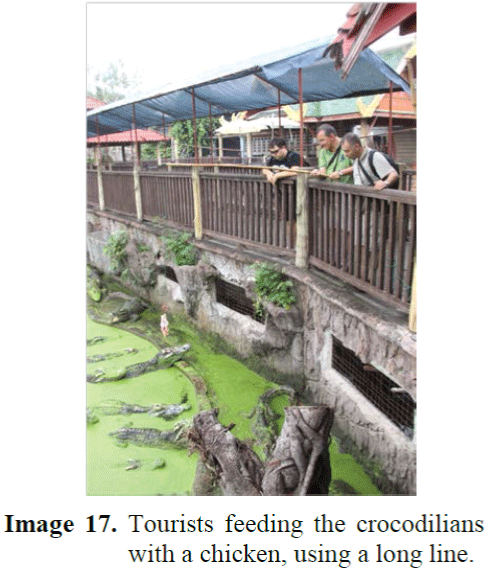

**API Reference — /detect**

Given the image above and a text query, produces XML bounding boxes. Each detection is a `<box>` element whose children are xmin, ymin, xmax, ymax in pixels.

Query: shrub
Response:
<box><xmin>253</xmin><ymin>262</ymin><xmax>296</xmax><ymax>317</ymax></box>
<box><xmin>103</xmin><ymin>230</ymin><xmax>129</xmax><ymax>274</ymax></box>
<box><xmin>162</xmin><ymin>232</ymin><xmax>198</xmax><ymax>266</ymax></box>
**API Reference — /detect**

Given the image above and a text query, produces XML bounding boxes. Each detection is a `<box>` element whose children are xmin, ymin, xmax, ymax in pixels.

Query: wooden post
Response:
<box><xmin>218</xmin><ymin>134</ymin><xmax>223</xmax><ymax>160</ymax></box>
<box><xmin>156</xmin><ymin>142</ymin><xmax>162</xmax><ymax>166</ymax></box>
<box><xmin>133</xmin><ymin>157</ymin><xmax>143</xmax><ymax>222</ymax></box>
<box><xmin>295</xmin><ymin>172</ymin><xmax>309</xmax><ymax>268</ymax></box>
<box><xmin>245</xmin><ymin>133</ymin><xmax>252</xmax><ymax>164</ymax></box>
<box><xmin>132</xmin><ymin>104</ymin><xmax>143</xmax><ymax>222</ymax></box>
<box><xmin>408</xmin><ymin>259</ymin><xmax>416</xmax><ymax>332</ymax></box>
<box><xmin>96</xmin><ymin>155</ymin><xmax>105</xmax><ymax>211</ymax></box>
<box><xmin>95</xmin><ymin>119</ymin><xmax>105</xmax><ymax>211</ymax></box>
<box><xmin>192</xmin><ymin>165</ymin><xmax>203</xmax><ymax>240</ymax></box>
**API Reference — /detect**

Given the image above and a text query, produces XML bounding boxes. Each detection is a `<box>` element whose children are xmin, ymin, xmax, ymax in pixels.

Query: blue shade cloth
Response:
<box><xmin>87</xmin><ymin>36</ymin><xmax>410</xmax><ymax>136</ymax></box>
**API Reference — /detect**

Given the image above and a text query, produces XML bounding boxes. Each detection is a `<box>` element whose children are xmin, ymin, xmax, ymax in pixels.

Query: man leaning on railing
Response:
<box><xmin>310</xmin><ymin>124</ymin><xmax>354</xmax><ymax>183</ymax></box>
<box><xmin>340</xmin><ymin>132</ymin><xmax>399</xmax><ymax>191</ymax></box>
<box><xmin>262</xmin><ymin>137</ymin><xmax>308</xmax><ymax>185</ymax></box>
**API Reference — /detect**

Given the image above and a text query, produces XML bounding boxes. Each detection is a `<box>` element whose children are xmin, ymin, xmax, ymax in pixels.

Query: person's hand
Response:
<box><xmin>328</xmin><ymin>171</ymin><xmax>342</xmax><ymax>180</ymax></box>
<box><xmin>266</xmin><ymin>172</ymin><xmax>277</xmax><ymax>185</ymax></box>
<box><xmin>373</xmin><ymin>180</ymin><xmax>387</xmax><ymax>190</ymax></box>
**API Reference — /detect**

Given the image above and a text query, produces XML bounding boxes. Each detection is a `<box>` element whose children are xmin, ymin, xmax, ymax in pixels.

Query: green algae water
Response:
<box><xmin>87</xmin><ymin>314</ymin><xmax>380</xmax><ymax>496</ymax></box>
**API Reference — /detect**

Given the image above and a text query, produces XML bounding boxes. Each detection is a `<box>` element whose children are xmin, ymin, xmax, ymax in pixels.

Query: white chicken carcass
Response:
<box><xmin>160</xmin><ymin>313</ymin><xmax>169</xmax><ymax>337</ymax></box>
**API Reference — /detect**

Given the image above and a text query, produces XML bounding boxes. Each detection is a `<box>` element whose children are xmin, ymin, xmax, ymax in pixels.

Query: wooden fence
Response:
<box><xmin>87</xmin><ymin>167</ymin><xmax>416</xmax><ymax>314</ymax></box>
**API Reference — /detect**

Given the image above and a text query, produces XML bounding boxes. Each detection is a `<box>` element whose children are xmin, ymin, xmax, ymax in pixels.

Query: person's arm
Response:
<box><xmin>328</xmin><ymin>166</ymin><xmax>354</xmax><ymax>180</ymax></box>
<box><xmin>311</xmin><ymin>166</ymin><xmax>327</xmax><ymax>177</ymax></box>
<box><xmin>373</xmin><ymin>169</ymin><xmax>398</xmax><ymax>190</ymax></box>
<box><xmin>266</xmin><ymin>167</ymin><xmax>300</xmax><ymax>184</ymax></box>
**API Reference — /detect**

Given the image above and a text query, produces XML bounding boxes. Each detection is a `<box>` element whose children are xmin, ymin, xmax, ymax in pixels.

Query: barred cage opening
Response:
<box><xmin>158</xmin><ymin>265</ymin><xmax>178</xmax><ymax>283</ymax></box>
<box><xmin>331</xmin><ymin>336</ymin><xmax>415</xmax><ymax>437</ymax></box>
<box><xmin>215</xmin><ymin>277</ymin><xmax>264</xmax><ymax>323</ymax></box>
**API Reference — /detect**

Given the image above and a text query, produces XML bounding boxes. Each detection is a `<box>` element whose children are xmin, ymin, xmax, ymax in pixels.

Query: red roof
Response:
<box><xmin>87</xmin><ymin>128</ymin><xmax>169</xmax><ymax>145</ymax></box>
<box><xmin>86</xmin><ymin>96</ymin><xmax>106</xmax><ymax>110</ymax></box>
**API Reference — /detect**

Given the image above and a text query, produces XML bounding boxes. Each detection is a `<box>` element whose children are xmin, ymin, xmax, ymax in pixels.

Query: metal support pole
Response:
<box><xmin>209</xmin><ymin>103</ymin><xmax>214</xmax><ymax>163</ymax></box>
<box><xmin>277</xmin><ymin>89</ymin><xmax>282</xmax><ymax>136</ymax></box>
<box><xmin>388</xmin><ymin>81</ymin><xmax>394</xmax><ymax>157</ymax></box>
<box><xmin>162</xmin><ymin>114</ymin><xmax>168</xmax><ymax>166</ymax></box>
<box><xmin>298</xmin><ymin>68</ymin><xmax>304</xmax><ymax>167</ymax></box>
<box><xmin>191</xmin><ymin>88</ymin><xmax>199</xmax><ymax>163</ymax></box>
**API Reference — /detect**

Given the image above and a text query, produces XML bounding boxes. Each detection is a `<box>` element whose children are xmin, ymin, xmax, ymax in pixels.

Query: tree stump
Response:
<box><xmin>262</xmin><ymin>406</ymin><xmax>333</xmax><ymax>496</ymax></box>
<box><xmin>190</xmin><ymin>409</ymin><xmax>263</xmax><ymax>496</ymax></box>
<box><xmin>190</xmin><ymin>405</ymin><xmax>333</xmax><ymax>496</ymax></box>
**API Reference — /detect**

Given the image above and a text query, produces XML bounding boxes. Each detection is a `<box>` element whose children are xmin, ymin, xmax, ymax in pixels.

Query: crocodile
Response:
<box><xmin>87</xmin><ymin>344</ymin><xmax>191</xmax><ymax>382</ymax></box>
<box><xmin>87</xmin><ymin>348</ymin><xmax>138</xmax><ymax>363</ymax></box>
<box><xmin>110</xmin><ymin>297</ymin><xmax>147</xmax><ymax>323</ymax></box>
<box><xmin>96</xmin><ymin>399</ymin><xmax>190</xmax><ymax>420</ymax></box>
<box><xmin>86</xmin><ymin>408</ymin><xmax>99</xmax><ymax>425</ymax></box>
<box><xmin>87</xmin><ymin>266</ymin><xmax>104</xmax><ymax>302</ymax></box>
<box><xmin>87</xmin><ymin>336</ymin><xmax>106</xmax><ymax>347</ymax></box>
<box><xmin>109</xmin><ymin>420</ymin><xmax>190</xmax><ymax>449</ymax></box>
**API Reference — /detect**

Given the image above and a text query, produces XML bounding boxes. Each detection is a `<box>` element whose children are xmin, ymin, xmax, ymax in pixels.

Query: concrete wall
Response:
<box><xmin>87</xmin><ymin>210</ymin><xmax>416</xmax><ymax>494</ymax></box>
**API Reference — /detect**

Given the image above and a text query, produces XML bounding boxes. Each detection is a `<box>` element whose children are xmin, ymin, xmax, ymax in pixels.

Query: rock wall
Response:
<box><xmin>87</xmin><ymin>211</ymin><xmax>416</xmax><ymax>494</ymax></box>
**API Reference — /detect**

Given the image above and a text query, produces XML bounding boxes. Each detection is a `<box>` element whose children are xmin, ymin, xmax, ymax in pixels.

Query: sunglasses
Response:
<box><xmin>269</xmin><ymin>148</ymin><xmax>281</xmax><ymax>154</ymax></box>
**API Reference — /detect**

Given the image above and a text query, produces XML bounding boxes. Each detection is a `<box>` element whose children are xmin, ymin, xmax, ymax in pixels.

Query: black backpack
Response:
<box><xmin>359</xmin><ymin>150</ymin><xmax>400</xmax><ymax>188</ymax></box>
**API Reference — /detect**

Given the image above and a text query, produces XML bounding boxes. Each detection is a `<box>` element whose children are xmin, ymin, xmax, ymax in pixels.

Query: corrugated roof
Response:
<box><xmin>87</xmin><ymin>35</ymin><xmax>410</xmax><ymax>137</ymax></box>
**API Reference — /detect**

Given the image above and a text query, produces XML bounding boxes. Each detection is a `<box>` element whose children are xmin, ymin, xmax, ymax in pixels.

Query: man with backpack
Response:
<box><xmin>340</xmin><ymin>132</ymin><xmax>399</xmax><ymax>190</ymax></box>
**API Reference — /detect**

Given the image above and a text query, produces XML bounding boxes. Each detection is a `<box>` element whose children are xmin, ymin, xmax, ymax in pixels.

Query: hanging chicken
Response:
<box><xmin>160</xmin><ymin>305</ymin><xmax>169</xmax><ymax>337</ymax></box>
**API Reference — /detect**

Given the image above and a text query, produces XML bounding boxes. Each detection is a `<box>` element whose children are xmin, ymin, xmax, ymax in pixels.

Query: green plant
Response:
<box><xmin>253</xmin><ymin>262</ymin><xmax>296</xmax><ymax>317</ymax></box>
<box><xmin>103</xmin><ymin>230</ymin><xmax>129</xmax><ymax>274</ymax></box>
<box><xmin>162</xmin><ymin>232</ymin><xmax>198</xmax><ymax>266</ymax></box>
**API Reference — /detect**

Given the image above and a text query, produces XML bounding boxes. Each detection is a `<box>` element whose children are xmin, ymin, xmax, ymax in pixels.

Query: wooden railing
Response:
<box><xmin>308</xmin><ymin>180</ymin><xmax>416</xmax><ymax>308</ymax></box>
<box><xmin>200</xmin><ymin>172</ymin><xmax>296</xmax><ymax>253</ymax></box>
<box><xmin>87</xmin><ymin>167</ymin><xmax>416</xmax><ymax>314</ymax></box>
<box><xmin>140</xmin><ymin>172</ymin><xmax>194</xmax><ymax>227</ymax></box>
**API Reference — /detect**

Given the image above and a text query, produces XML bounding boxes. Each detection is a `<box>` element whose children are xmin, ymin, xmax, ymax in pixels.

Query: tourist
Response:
<box><xmin>262</xmin><ymin>137</ymin><xmax>307</xmax><ymax>185</ymax></box>
<box><xmin>311</xmin><ymin>124</ymin><xmax>353</xmax><ymax>183</ymax></box>
<box><xmin>340</xmin><ymin>132</ymin><xmax>399</xmax><ymax>190</ymax></box>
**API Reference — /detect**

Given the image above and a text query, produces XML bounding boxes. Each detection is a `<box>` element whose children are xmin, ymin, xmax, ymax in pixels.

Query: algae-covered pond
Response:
<box><xmin>87</xmin><ymin>310</ymin><xmax>381</xmax><ymax>496</ymax></box>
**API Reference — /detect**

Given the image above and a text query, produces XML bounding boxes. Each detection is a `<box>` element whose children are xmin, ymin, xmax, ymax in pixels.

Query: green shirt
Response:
<box><xmin>317</xmin><ymin>146</ymin><xmax>353</xmax><ymax>183</ymax></box>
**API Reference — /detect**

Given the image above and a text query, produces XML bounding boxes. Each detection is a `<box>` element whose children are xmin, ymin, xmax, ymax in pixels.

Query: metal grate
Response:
<box><xmin>215</xmin><ymin>277</ymin><xmax>264</xmax><ymax>323</ymax></box>
<box><xmin>331</xmin><ymin>336</ymin><xmax>415</xmax><ymax>437</ymax></box>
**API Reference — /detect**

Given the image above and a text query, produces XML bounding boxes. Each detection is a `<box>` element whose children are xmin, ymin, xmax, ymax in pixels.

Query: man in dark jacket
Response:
<box><xmin>262</xmin><ymin>137</ymin><xmax>307</xmax><ymax>185</ymax></box>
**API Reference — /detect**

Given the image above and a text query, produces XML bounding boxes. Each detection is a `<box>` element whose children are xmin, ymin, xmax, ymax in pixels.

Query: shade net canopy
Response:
<box><xmin>87</xmin><ymin>35</ymin><xmax>410</xmax><ymax>137</ymax></box>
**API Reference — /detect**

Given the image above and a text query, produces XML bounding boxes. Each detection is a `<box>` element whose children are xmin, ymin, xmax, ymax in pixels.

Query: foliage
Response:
<box><xmin>162</xmin><ymin>232</ymin><xmax>198</xmax><ymax>266</ymax></box>
<box><xmin>253</xmin><ymin>262</ymin><xmax>296</xmax><ymax>317</ymax></box>
<box><xmin>141</xmin><ymin>141</ymin><xmax>171</xmax><ymax>161</ymax></box>
<box><xmin>169</xmin><ymin>117</ymin><xmax>221</xmax><ymax>157</ymax></box>
<box><xmin>87</xmin><ymin>60</ymin><xmax>142</xmax><ymax>103</ymax></box>
<box><xmin>103</xmin><ymin>230</ymin><xmax>129</xmax><ymax>274</ymax></box>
